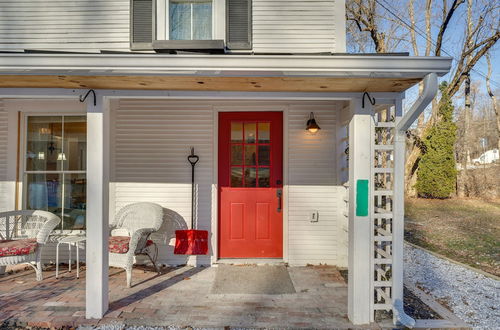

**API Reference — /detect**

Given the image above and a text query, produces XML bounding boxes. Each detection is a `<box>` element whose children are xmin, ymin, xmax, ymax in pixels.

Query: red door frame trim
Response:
<box><xmin>217</xmin><ymin>111</ymin><xmax>284</xmax><ymax>258</ymax></box>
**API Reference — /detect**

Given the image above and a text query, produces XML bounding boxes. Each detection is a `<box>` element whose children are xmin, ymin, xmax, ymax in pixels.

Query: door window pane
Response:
<box><xmin>244</xmin><ymin>123</ymin><xmax>256</xmax><ymax>143</ymax></box>
<box><xmin>231</xmin><ymin>167</ymin><xmax>243</xmax><ymax>187</ymax></box>
<box><xmin>258</xmin><ymin>145</ymin><xmax>270</xmax><ymax>165</ymax></box>
<box><xmin>231</xmin><ymin>145</ymin><xmax>243</xmax><ymax>165</ymax></box>
<box><xmin>231</xmin><ymin>122</ymin><xmax>243</xmax><ymax>142</ymax></box>
<box><xmin>26</xmin><ymin>117</ymin><xmax>62</xmax><ymax>171</ymax></box>
<box><xmin>63</xmin><ymin>116</ymin><xmax>87</xmax><ymax>171</ymax></box>
<box><xmin>244</xmin><ymin>145</ymin><xmax>257</xmax><ymax>165</ymax></box>
<box><xmin>258</xmin><ymin>123</ymin><xmax>270</xmax><ymax>143</ymax></box>
<box><xmin>170</xmin><ymin>0</ymin><xmax>212</xmax><ymax>40</ymax></box>
<box><xmin>25</xmin><ymin>116</ymin><xmax>86</xmax><ymax>231</ymax></box>
<box><xmin>64</xmin><ymin>174</ymin><xmax>86</xmax><ymax>230</ymax></box>
<box><xmin>258</xmin><ymin>168</ymin><xmax>270</xmax><ymax>187</ymax></box>
<box><xmin>26</xmin><ymin>173</ymin><xmax>63</xmax><ymax>228</ymax></box>
<box><xmin>244</xmin><ymin>168</ymin><xmax>256</xmax><ymax>187</ymax></box>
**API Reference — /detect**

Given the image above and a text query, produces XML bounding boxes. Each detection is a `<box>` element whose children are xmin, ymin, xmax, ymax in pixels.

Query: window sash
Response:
<box><xmin>23</xmin><ymin>115</ymin><xmax>87</xmax><ymax>233</ymax></box>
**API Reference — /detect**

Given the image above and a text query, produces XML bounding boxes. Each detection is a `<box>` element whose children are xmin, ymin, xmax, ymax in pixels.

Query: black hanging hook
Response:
<box><xmin>79</xmin><ymin>89</ymin><xmax>96</xmax><ymax>106</ymax></box>
<box><xmin>362</xmin><ymin>91</ymin><xmax>376</xmax><ymax>108</ymax></box>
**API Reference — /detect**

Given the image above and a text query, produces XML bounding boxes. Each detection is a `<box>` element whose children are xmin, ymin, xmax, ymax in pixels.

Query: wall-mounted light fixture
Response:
<box><xmin>306</xmin><ymin>112</ymin><xmax>321</xmax><ymax>133</ymax></box>
<box><xmin>57</xmin><ymin>152</ymin><xmax>66</xmax><ymax>161</ymax></box>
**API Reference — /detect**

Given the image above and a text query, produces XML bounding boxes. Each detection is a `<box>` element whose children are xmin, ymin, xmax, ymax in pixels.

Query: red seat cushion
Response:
<box><xmin>0</xmin><ymin>238</ymin><xmax>37</xmax><ymax>257</ymax></box>
<box><xmin>108</xmin><ymin>236</ymin><xmax>155</xmax><ymax>254</ymax></box>
<box><xmin>108</xmin><ymin>236</ymin><xmax>131</xmax><ymax>254</ymax></box>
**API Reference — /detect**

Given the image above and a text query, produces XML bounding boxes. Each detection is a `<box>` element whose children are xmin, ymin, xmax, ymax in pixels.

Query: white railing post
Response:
<box><xmin>347</xmin><ymin>97</ymin><xmax>373</xmax><ymax>325</ymax></box>
<box><xmin>85</xmin><ymin>93</ymin><xmax>109</xmax><ymax>319</ymax></box>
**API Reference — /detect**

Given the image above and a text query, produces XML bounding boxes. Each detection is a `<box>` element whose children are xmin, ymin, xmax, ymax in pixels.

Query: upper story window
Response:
<box><xmin>169</xmin><ymin>0</ymin><xmax>212</xmax><ymax>40</ymax></box>
<box><xmin>130</xmin><ymin>0</ymin><xmax>252</xmax><ymax>51</ymax></box>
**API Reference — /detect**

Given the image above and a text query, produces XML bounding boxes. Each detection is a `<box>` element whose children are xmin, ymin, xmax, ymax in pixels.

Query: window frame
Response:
<box><xmin>156</xmin><ymin>0</ymin><xmax>224</xmax><ymax>41</ymax></box>
<box><xmin>22</xmin><ymin>113</ymin><xmax>87</xmax><ymax>235</ymax></box>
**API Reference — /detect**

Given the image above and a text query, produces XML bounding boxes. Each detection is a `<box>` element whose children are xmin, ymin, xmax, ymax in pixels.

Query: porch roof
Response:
<box><xmin>0</xmin><ymin>53</ymin><xmax>452</xmax><ymax>92</ymax></box>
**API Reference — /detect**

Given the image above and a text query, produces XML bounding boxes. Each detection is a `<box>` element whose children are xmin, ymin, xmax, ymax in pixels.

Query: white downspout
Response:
<box><xmin>392</xmin><ymin>72</ymin><xmax>438</xmax><ymax>328</ymax></box>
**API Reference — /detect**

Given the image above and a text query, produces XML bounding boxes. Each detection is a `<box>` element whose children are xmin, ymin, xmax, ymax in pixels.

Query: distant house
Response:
<box><xmin>0</xmin><ymin>0</ymin><xmax>451</xmax><ymax>325</ymax></box>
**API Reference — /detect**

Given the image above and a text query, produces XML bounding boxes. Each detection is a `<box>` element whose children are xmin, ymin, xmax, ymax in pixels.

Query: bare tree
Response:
<box><xmin>485</xmin><ymin>53</ymin><xmax>500</xmax><ymax>151</ymax></box>
<box><xmin>345</xmin><ymin>0</ymin><xmax>499</xmax><ymax>196</ymax></box>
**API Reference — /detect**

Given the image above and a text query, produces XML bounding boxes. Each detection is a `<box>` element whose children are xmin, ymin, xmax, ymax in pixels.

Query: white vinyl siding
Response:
<box><xmin>0</xmin><ymin>100</ymin><xmax>8</xmax><ymax>212</ymax></box>
<box><xmin>108</xmin><ymin>99</ymin><xmax>348</xmax><ymax>267</ymax></box>
<box><xmin>252</xmin><ymin>0</ymin><xmax>341</xmax><ymax>53</ymax></box>
<box><xmin>287</xmin><ymin>104</ymin><xmax>346</xmax><ymax>266</ymax></box>
<box><xmin>110</xmin><ymin>99</ymin><xmax>214</xmax><ymax>266</ymax></box>
<box><xmin>0</xmin><ymin>1</ymin><xmax>130</xmax><ymax>51</ymax></box>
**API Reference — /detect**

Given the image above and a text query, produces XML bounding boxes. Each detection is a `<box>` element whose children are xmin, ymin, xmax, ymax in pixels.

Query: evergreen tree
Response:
<box><xmin>415</xmin><ymin>82</ymin><xmax>457</xmax><ymax>198</ymax></box>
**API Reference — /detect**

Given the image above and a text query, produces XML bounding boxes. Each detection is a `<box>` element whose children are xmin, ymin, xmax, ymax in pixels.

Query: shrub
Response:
<box><xmin>415</xmin><ymin>82</ymin><xmax>457</xmax><ymax>198</ymax></box>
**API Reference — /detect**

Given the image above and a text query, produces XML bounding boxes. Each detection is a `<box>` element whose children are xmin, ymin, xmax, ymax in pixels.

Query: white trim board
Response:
<box><xmin>0</xmin><ymin>54</ymin><xmax>452</xmax><ymax>77</ymax></box>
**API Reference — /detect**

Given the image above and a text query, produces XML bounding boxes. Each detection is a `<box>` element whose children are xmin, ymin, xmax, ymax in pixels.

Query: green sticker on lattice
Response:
<box><xmin>356</xmin><ymin>179</ymin><xmax>369</xmax><ymax>217</ymax></box>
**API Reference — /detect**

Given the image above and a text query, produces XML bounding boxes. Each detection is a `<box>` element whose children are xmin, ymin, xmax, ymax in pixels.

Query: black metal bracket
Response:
<box><xmin>79</xmin><ymin>89</ymin><xmax>96</xmax><ymax>106</ymax></box>
<box><xmin>362</xmin><ymin>92</ymin><xmax>376</xmax><ymax>108</ymax></box>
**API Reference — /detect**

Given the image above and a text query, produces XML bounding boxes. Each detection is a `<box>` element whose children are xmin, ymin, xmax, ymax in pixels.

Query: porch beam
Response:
<box><xmin>85</xmin><ymin>93</ymin><xmax>109</xmax><ymax>319</ymax></box>
<box><xmin>0</xmin><ymin>88</ymin><xmax>404</xmax><ymax>101</ymax></box>
<box><xmin>347</xmin><ymin>97</ymin><xmax>373</xmax><ymax>325</ymax></box>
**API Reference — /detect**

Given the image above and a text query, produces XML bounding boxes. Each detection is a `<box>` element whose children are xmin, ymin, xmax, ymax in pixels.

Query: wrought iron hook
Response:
<box><xmin>362</xmin><ymin>92</ymin><xmax>376</xmax><ymax>108</ymax></box>
<box><xmin>79</xmin><ymin>89</ymin><xmax>96</xmax><ymax>106</ymax></box>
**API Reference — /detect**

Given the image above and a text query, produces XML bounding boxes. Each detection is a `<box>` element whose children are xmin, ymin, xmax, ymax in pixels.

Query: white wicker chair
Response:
<box><xmin>109</xmin><ymin>202</ymin><xmax>164</xmax><ymax>287</ymax></box>
<box><xmin>0</xmin><ymin>210</ymin><xmax>61</xmax><ymax>281</ymax></box>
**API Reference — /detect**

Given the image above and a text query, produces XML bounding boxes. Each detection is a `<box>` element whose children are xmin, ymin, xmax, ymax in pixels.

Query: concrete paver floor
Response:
<box><xmin>0</xmin><ymin>264</ymin><xmax>381</xmax><ymax>329</ymax></box>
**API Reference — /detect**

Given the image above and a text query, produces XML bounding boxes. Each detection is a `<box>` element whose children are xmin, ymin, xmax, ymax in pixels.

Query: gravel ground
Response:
<box><xmin>404</xmin><ymin>243</ymin><xmax>500</xmax><ymax>329</ymax></box>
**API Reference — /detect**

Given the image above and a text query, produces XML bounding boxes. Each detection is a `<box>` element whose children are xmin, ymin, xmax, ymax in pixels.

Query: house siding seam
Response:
<box><xmin>0</xmin><ymin>100</ymin><xmax>7</xmax><ymax>212</ymax></box>
<box><xmin>252</xmin><ymin>0</ymin><xmax>337</xmax><ymax>53</ymax></box>
<box><xmin>0</xmin><ymin>0</ymin><xmax>130</xmax><ymax>51</ymax></box>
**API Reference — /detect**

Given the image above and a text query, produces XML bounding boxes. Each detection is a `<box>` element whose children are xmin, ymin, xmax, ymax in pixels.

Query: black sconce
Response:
<box><xmin>306</xmin><ymin>112</ymin><xmax>321</xmax><ymax>133</ymax></box>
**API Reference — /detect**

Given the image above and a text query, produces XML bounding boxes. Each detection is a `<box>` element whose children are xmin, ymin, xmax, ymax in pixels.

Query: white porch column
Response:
<box><xmin>347</xmin><ymin>98</ymin><xmax>372</xmax><ymax>325</ymax></box>
<box><xmin>86</xmin><ymin>93</ymin><xmax>109</xmax><ymax>319</ymax></box>
<box><xmin>392</xmin><ymin>101</ymin><xmax>405</xmax><ymax>318</ymax></box>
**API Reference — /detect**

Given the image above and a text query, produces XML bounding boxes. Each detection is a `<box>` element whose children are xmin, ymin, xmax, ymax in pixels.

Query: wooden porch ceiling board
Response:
<box><xmin>0</xmin><ymin>75</ymin><xmax>421</xmax><ymax>92</ymax></box>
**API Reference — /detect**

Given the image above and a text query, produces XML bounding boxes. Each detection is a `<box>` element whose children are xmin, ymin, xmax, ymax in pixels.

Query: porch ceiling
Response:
<box><xmin>0</xmin><ymin>75</ymin><xmax>422</xmax><ymax>92</ymax></box>
<box><xmin>0</xmin><ymin>53</ymin><xmax>452</xmax><ymax>93</ymax></box>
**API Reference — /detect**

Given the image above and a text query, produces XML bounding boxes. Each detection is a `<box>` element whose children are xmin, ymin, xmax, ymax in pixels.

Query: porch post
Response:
<box><xmin>347</xmin><ymin>97</ymin><xmax>372</xmax><ymax>324</ymax></box>
<box><xmin>86</xmin><ymin>93</ymin><xmax>109</xmax><ymax>318</ymax></box>
<box><xmin>392</xmin><ymin>100</ymin><xmax>405</xmax><ymax>318</ymax></box>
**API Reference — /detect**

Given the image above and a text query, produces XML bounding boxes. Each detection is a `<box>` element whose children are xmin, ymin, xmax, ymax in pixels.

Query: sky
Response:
<box><xmin>355</xmin><ymin>0</ymin><xmax>500</xmax><ymax>117</ymax></box>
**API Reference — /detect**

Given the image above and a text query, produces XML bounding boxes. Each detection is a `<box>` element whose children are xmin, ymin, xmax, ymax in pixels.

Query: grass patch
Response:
<box><xmin>404</xmin><ymin>198</ymin><xmax>500</xmax><ymax>276</ymax></box>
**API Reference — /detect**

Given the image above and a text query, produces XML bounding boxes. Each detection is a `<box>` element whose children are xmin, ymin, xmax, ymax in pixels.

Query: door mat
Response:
<box><xmin>211</xmin><ymin>265</ymin><xmax>296</xmax><ymax>294</ymax></box>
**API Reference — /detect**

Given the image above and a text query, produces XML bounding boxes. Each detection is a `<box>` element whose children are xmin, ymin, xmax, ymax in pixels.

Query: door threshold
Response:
<box><xmin>215</xmin><ymin>258</ymin><xmax>285</xmax><ymax>265</ymax></box>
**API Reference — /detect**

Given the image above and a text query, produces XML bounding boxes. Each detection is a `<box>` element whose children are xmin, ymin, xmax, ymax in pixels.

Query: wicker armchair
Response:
<box><xmin>109</xmin><ymin>202</ymin><xmax>163</xmax><ymax>287</ymax></box>
<box><xmin>0</xmin><ymin>210</ymin><xmax>61</xmax><ymax>281</ymax></box>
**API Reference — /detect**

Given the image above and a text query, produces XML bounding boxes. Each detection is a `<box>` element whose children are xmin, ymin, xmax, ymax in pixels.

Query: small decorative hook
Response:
<box><xmin>362</xmin><ymin>92</ymin><xmax>376</xmax><ymax>108</ymax></box>
<box><xmin>79</xmin><ymin>89</ymin><xmax>96</xmax><ymax>106</ymax></box>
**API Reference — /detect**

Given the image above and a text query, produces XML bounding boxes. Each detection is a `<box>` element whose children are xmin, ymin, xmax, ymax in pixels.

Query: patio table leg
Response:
<box><xmin>56</xmin><ymin>242</ymin><xmax>60</xmax><ymax>279</ymax></box>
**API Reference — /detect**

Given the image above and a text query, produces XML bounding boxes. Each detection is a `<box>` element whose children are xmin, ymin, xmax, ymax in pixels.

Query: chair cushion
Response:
<box><xmin>0</xmin><ymin>238</ymin><xmax>37</xmax><ymax>257</ymax></box>
<box><xmin>108</xmin><ymin>236</ymin><xmax>154</xmax><ymax>254</ymax></box>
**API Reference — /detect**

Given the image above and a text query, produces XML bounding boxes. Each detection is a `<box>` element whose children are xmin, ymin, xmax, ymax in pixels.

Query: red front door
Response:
<box><xmin>218</xmin><ymin>112</ymin><xmax>283</xmax><ymax>258</ymax></box>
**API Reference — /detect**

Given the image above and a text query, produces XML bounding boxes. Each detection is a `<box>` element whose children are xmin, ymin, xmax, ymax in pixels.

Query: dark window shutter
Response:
<box><xmin>226</xmin><ymin>0</ymin><xmax>252</xmax><ymax>50</ymax></box>
<box><xmin>131</xmin><ymin>0</ymin><xmax>154</xmax><ymax>49</ymax></box>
